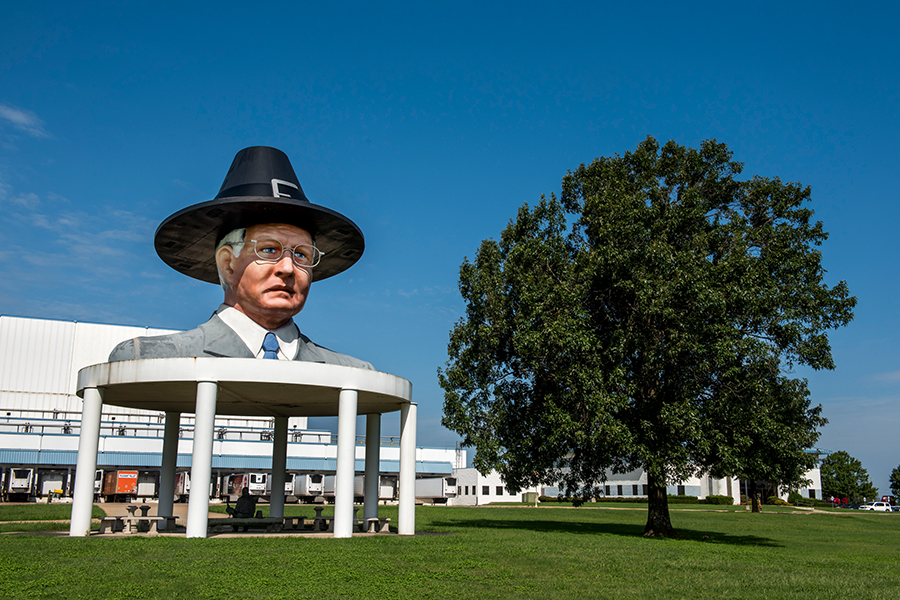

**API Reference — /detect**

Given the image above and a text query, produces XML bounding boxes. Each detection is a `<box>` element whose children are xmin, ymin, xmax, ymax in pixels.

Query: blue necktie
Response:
<box><xmin>262</xmin><ymin>332</ymin><xmax>279</xmax><ymax>359</ymax></box>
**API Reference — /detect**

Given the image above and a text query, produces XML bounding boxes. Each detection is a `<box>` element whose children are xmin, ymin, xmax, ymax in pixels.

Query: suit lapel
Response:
<box><xmin>293</xmin><ymin>332</ymin><xmax>326</xmax><ymax>363</ymax></box>
<box><xmin>200</xmin><ymin>315</ymin><xmax>255</xmax><ymax>358</ymax></box>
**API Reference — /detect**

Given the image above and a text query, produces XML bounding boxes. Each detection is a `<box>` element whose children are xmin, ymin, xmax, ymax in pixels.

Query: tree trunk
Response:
<box><xmin>750</xmin><ymin>480</ymin><xmax>762</xmax><ymax>513</ymax></box>
<box><xmin>643</xmin><ymin>473</ymin><xmax>676</xmax><ymax>537</ymax></box>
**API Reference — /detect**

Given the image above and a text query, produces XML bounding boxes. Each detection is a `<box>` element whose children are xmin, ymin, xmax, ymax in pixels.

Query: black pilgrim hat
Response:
<box><xmin>155</xmin><ymin>146</ymin><xmax>364</xmax><ymax>283</ymax></box>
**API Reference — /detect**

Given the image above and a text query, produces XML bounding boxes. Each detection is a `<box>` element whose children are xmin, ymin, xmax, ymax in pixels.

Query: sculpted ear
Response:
<box><xmin>216</xmin><ymin>245</ymin><xmax>239</xmax><ymax>289</ymax></box>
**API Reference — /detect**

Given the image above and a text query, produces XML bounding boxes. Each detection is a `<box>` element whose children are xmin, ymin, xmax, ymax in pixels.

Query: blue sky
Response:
<box><xmin>1</xmin><ymin>1</ymin><xmax>898</xmax><ymax>495</ymax></box>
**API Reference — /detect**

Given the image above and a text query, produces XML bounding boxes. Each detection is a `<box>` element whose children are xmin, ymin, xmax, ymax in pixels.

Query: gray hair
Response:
<box><xmin>215</xmin><ymin>228</ymin><xmax>246</xmax><ymax>290</ymax></box>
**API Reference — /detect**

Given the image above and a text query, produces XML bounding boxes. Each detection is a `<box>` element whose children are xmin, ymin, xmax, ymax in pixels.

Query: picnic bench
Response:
<box><xmin>98</xmin><ymin>515</ymin><xmax>178</xmax><ymax>534</ymax></box>
<box><xmin>282</xmin><ymin>516</ymin><xmax>309</xmax><ymax>530</ymax></box>
<box><xmin>363</xmin><ymin>517</ymin><xmax>391</xmax><ymax>533</ymax></box>
<box><xmin>98</xmin><ymin>517</ymin><xmax>124</xmax><ymax>533</ymax></box>
<box><xmin>310</xmin><ymin>506</ymin><xmax>391</xmax><ymax>533</ymax></box>
<box><xmin>313</xmin><ymin>516</ymin><xmax>391</xmax><ymax>533</ymax></box>
<box><xmin>209</xmin><ymin>517</ymin><xmax>285</xmax><ymax>533</ymax></box>
<box><xmin>98</xmin><ymin>505</ymin><xmax>178</xmax><ymax>534</ymax></box>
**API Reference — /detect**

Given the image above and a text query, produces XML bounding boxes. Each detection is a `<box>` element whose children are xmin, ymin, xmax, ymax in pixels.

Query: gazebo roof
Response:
<box><xmin>76</xmin><ymin>358</ymin><xmax>413</xmax><ymax>418</ymax></box>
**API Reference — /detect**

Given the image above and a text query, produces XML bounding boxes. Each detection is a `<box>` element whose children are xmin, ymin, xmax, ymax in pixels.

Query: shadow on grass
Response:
<box><xmin>428</xmin><ymin>518</ymin><xmax>782</xmax><ymax>547</ymax></box>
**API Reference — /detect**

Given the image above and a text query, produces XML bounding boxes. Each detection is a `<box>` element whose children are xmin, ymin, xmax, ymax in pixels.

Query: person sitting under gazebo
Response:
<box><xmin>226</xmin><ymin>487</ymin><xmax>260</xmax><ymax>532</ymax></box>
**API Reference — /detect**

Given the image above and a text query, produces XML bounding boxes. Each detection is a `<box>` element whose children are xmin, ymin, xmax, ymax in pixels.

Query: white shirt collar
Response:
<box><xmin>215</xmin><ymin>304</ymin><xmax>300</xmax><ymax>360</ymax></box>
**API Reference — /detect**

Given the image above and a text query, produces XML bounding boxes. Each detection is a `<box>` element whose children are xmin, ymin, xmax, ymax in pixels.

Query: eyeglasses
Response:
<box><xmin>240</xmin><ymin>238</ymin><xmax>323</xmax><ymax>268</ymax></box>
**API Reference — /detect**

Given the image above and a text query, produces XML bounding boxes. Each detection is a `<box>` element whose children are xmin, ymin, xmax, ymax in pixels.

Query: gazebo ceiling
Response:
<box><xmin>76</xmin><ymin>358</ymin><xmax>413</xmax><ymax>418</ymax></box>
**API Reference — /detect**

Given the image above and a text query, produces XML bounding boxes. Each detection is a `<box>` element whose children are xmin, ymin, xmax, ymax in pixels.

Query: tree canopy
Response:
<box><xmin>820</xmin><ymin>451</ymin><xmax>878</xmax><ymax>502</ymax></box>
<box><xmin>439</xmin><ymin>137</ymin><xmax>855</xmax><ymax>536</ymax></box>
<box><xmin>890</xmin><ymin>465</ymin><xmax>900</xmax><ymax>498</ymax></box>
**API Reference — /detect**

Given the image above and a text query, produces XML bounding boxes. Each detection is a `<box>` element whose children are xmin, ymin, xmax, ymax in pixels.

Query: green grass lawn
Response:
<box><xmin>1</xmin><ymin>504</ymin><xmax>897</xmax><ymax>599</ymax></box>
<box><xmin>0</xmin><ymin>504</ymin><xmax>106</xmax><ymax>523</ymax></box>
<box><xmin>0</xmin><ymin>504</ymin><xmax>106</xmax><ymax>533</ymax></box>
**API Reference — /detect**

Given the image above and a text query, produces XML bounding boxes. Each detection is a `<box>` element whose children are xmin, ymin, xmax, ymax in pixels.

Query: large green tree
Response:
<box><xmin>440</xmin><ymin>137</ymin><xmax>855</xmax><ymax>536</ymax></box>
<box><xmin>820</xmin><ymin>451</ymin><xmax>878</xmax><ymax>502</ymax></box>
<box><xmin>890</xmin><ymin>465</ymin><xmax>900</xmax><ymax>498</ymax></box>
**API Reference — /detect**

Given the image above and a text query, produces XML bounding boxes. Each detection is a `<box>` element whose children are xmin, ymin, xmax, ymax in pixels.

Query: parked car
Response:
<box><xmin>859</xmin><ymin>502</ymin><xmax>892</xmax><ymax>512</ymax></box>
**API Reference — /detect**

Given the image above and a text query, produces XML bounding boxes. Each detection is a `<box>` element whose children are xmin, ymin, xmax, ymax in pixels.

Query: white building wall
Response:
<box><xmin>694</xmin><ymin>474</ymin><xmax>740</xmax><ymax>504</ymax></box>
<box><xmin>779</xmin><ymin>467</ymin><xmax>822</xmax><ymax>501</ymax></box>
<box><xmin>0</xmin><ymin>315</ymin><xmax>310</xmax><ymax>429</ymax></box>
<box><xmin>1</xmin><ymin>317</ymin><xmax>75</xmax><ymax>413</ymax></box>
<box><xmin>543</xmin><ymin>469</ymin><xmax>742</xmax><ymax>504</ymax></box>
<box><xmin>450</xmin><ymin>468</ymin><xmax>536</xmax><ymax>506</ymax></box>
<box><xmin>0</xmin><ymin>315</ymin><xmax>176</xmax><ymax>417</ymax></box>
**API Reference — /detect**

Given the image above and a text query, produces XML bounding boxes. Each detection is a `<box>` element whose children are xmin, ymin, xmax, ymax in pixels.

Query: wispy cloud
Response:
<box><xmin>46</xmin><ymin>192</ymin><xmax>71</xmax><ymax>204</ymax></box>
<box><xmin>872</xmin><ymin>371</ymin><xmax>900</xmax><ymax>382</ymax></box>
<box><xmin>397</xmin><ymin>285</ymin><xmax>455</xmax><ymax>298</ymax></box>
<box><xmin>10</xmin><ymin>192</ymin><xmax>39</xmax><ymax>208</ymax></box>
<box><xmin>0</xmin><ymin>187</ymin><xmax>158</xmax><ymax>286</ymax></box>
<box><xmin>31</xmin><ymin>213</ymin><xmax>52</xmax><ymax>229</ymax></box>
<box><xmin>0</xmin><ymin>104</ymin><xmax>51</xmax><ymax>139</ymax></box>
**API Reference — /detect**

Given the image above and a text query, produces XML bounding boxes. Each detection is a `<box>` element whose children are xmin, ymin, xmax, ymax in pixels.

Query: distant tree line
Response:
<box><xmin>820</xmin><ymin>451</ymin><xmax>878</xmax><ymax>502</ymax></box>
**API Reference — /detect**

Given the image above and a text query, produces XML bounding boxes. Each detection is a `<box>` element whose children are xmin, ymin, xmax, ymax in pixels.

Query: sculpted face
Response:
<box><xmin>216</xmin><ymin>223</ymin><xmax>313</xmax><ymax>329</ymax></box>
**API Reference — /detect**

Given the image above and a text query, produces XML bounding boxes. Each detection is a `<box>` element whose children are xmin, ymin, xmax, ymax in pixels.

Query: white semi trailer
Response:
<box><xmin>414</xmin><ymin>477</ymin><xmax>458</xmax><ymax>504</ymax></box>
<box><xmin>293</xmin><ymin>473</ymin><xmax>325</xmax><ymax>501</ymax></box>
<box><xmin>222</xmin><ymin>472</ymin><xmax>268</xmax><ymax>501</ymax></box>
<box><xmin>323</xmin><ymin>475</ymin><xmax>397</xmax><ymax>502</ymax></box>
<box><xmin>266</xmin><ymin>473</ymin><xmax>294</xmax><ymax>500</ymax></box>
<box><xmin>173</xmin><ymin>471</ymin><xmax>190</xmax><ymax>502</ymax></box>
<box><xmin>5</xmin><ymin>467</ymin><xmax>35</xmax><ymax>501</ymax></box>
<box><xmin>170</xmin><ymin>471</ymin><xmax>219</xmax><ymax>502</ymax></box>
<box><xmin>264</xmin><ymin>473</ymin><xmax>326</xmax><ymax>503</ymax></box>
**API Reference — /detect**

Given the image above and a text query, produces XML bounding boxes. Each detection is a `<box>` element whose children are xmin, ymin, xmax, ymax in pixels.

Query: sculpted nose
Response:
<box><xmin>273</xmin><ymin>251</ymin><xmax>294</xmax><ymax>275</ymax></box>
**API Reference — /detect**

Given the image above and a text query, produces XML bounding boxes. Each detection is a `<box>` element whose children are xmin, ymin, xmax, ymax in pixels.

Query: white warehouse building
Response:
<box><xmin>451</xmin><ymin>465</ymin><xmax>822</xmax><ymax>506</ymax></box>
<box><xmin>0</xmin><ymin>315</ymin><xmax>464</xmax><ymax>502</ymax></box>
<box><xmin>451</xmin><ymin>467</ymin><xmax>539</xmax><ymax>505</ymax></box>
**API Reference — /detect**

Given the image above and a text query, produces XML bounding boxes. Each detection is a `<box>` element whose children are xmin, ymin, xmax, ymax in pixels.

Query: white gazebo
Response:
<box><xmin>68</xmin><ymin>358</ymin><xmax>416</xmax><ymax>538</ymax></box>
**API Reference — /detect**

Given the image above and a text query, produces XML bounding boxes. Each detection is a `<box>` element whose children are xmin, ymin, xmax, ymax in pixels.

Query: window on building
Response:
<box><xmin>642</xmin><ymin>485</ymin><xmax>648</xmax><ymax>496</ymax></box>
<box><xmin>617</xmin><ymin>485</ymin><xmax>623</xmax><ymax>496</ymax></box>
<box><xmin>677</xmin><ymin>485</ymin><xmax>685</xmax><ymax>496</ymax></box>
<box><xmin>632</xmin><ymin>484</ymin><xmax>639</xmax><ymax>496</ymax></box>
<box><xmin>809</xmin><ymin>490</ymin><xmax>815</xmax><ymax>499</ymax></box>
<box><xmin>464</xmin><ymin>486</ymin><xmax>468</xmax><ymax>495</ymax></box>
<box><xmin>604</xmin><ymin>485</ymin><xmax>610</xmax><ymax>496</ymax></box>
<box><xmin>482</xmin><ymin>486</ymin><xmax>489</xmax><ymax>495</ymax></box>
<box><xmin>496</xmin><ymin>486</ymin><xmax>503</xmax><ymax>495</ymax></box>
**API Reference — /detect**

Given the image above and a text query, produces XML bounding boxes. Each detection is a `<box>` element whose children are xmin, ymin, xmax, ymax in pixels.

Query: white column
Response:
<box><xmin>334</xmin><ymin>388</ymin><xmax>358</xmax><ymax>538</ymax></box>
<box><xmin>186</xmin><ymin>381</ymin><xmax>217</xmax><ymax>538</ymax></box>
<box><xmin>398</xmin><ymin>402</ymin><xmax>417</xmax><ymax>536</ymax></box>
<box><xmin>157</xmin><ymin>411</ymin><xmax>180</xmax><ymax>528</ymax></box>
<box><xmin>69</xmin><ymin>387</ymin><xmax>103</xmax><ymax>536</ymax></box>
<box><xmin>364</xmin><ymin>414</ymin><xmax>381</xmax><ymax>521</ymax></box>
<box><xmin>270</xmin><ymin>416</ymin><xmax>288</xmax><ymax>519</ymax></box>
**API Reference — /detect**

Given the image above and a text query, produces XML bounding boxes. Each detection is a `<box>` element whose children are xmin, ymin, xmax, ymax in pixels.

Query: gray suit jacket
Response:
<box><xmin>108</xmin><ymin>314</ymin><xmax>374</xmax><ymax>370</ymax></box>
